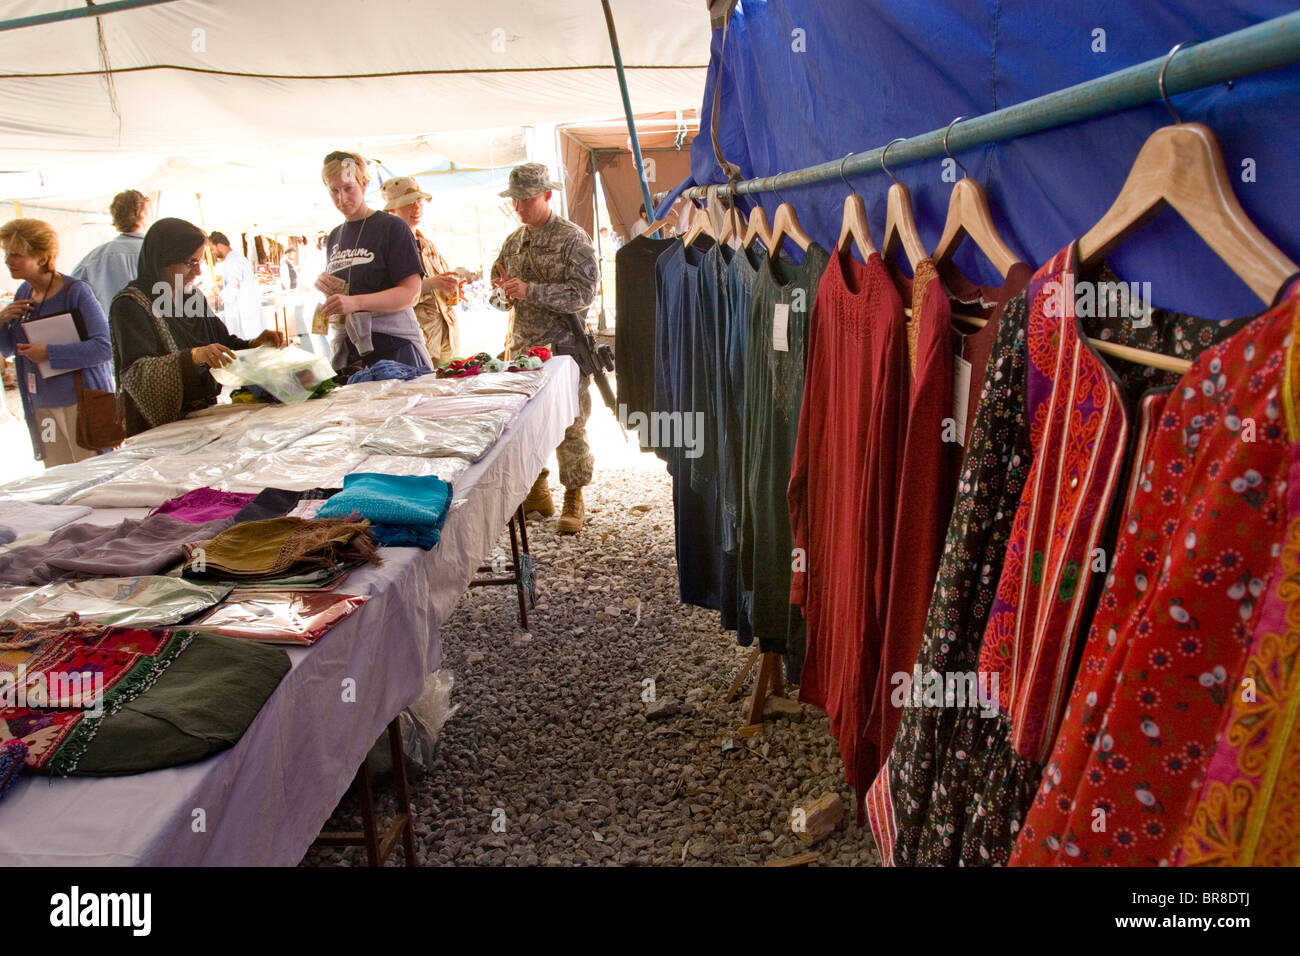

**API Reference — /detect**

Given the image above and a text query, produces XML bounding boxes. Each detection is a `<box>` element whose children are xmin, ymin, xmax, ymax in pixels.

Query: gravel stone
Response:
<box><xmin>299</xmin><ymin>464</ymin><xmax>881</xmax><ymax>867</ymax></box>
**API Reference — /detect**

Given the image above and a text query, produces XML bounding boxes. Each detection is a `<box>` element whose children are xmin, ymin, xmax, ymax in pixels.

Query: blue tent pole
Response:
<box><xmin>601</xmin><ymin>0</ymin><xmax>659</xmax><ymax>236</ymax></box>
<box><xmin>0</xmin><ymin>0</ymin><xmax>183</xmax><ymax>33</ymax></box>
<box><xmin>685</xmin><ymin>9</ymin><xmax>1300</xmax><ymax>199</ymax></box>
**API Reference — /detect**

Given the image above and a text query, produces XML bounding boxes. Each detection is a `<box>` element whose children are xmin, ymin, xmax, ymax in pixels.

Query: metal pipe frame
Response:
<box><xmin>684</xmin><ymin>10</ymin><xmax>1300</xmax><ymax>199</ymax></box>
<box><xmin>0</xmin><ymin>0</ymin><xmax>182</xmax><ymax>34</ymax></box>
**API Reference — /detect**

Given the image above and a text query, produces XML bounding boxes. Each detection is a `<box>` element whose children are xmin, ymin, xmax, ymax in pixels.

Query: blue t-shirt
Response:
<box><xmin>325</xmin><ymin>211</ymin><xmax>423</xmax><ymax>296</ymax></box>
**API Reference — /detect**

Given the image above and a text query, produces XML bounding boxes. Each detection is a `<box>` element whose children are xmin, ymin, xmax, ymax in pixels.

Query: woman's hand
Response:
<box><xmin>431</xmin><ymin>273</ymin><xmax>461</xmax><ymax>295</ymax></box>
<box><xmin>314</xmin><ymin>273</ymin><xmax>346</xmax><ymax>296</ymax></box>
<box><xmin>320</xmin><ymin>292</ymin><xmax>358</xmax><ymax>315</ymax></box>
<box><xmin>190</xmin><ymin>343</ymin><xmax>237</xmax><ymax>368</ymax></box>
<box><xmin>250</xmin><ymin>330</ymin><xmax>285</xmax><ymax>349</ymax></box>
<box><xmin>1</xmin><ymin>299</ymin><xmax>33</xmax><ymax>322</ymax></box>
<box><xmin>15</xmin><ymin>342</ymin><xmax>48</xmax><ymax>364</ymax></box>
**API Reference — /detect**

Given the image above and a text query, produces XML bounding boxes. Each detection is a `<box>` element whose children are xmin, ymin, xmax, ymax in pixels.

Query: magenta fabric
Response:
<box><xmin>149</xmin><ymin>487</ymin><xmax>257</xmax><ymax>524</ymax></box>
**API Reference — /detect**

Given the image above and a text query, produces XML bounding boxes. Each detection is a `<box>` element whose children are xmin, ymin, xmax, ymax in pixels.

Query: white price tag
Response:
<box><xmin>952</xmin><ymin>356</ymin><xmax>972</xmax><ymax>447</ymax></box>
<box><xmin>772</xmin><ymin>303</ymin><xmax>790</xmax><ymax>353</ymax></box>
<box><xmin>27</xmin><ymin>373</ymin><xmax>38</xmax><ymax>394</ymax></box>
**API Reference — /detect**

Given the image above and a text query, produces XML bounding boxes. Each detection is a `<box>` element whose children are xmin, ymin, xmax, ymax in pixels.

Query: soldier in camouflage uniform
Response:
<box><xmin>491</xmin><ymin>163</ymin><xmax>600</xmax><ymax>533</ymax></box>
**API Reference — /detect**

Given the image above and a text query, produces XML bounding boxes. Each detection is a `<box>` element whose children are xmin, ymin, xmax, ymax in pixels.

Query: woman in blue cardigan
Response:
<box><xmin>0</xmin><ymin>218</ymin><xmax>115</xmax><ymax>466</ymax></box>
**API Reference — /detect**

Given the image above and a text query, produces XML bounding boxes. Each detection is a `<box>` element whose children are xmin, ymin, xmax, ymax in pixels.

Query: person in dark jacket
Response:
<box><xmin>110</xmin><ymin>217</ymin><xmax>282</xmax><ymax>437</ymax></box>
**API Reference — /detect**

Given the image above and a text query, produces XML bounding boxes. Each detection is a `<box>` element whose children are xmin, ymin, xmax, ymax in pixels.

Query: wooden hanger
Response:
<box><xmin>835</xmin><ymin>152</ymin><xmax>877</xmax><ymax>260</ymax></box>
<box><xmin>644</xmin><ymin>214</ymin><xmax>672</xmax><ymax>237</ymax></box>
<box><xmin>716</xmin><ymin>202</ymin><xmax>746</xmax><ymax>247</ymax></box>
<box><xmin>768</xmin><ymin>195</ymin><xmax>812</xmax><ymax>256</ymax></box>
<box><xmin>1077</xmin><ymin>44</ymin><xmax>1296</xmax><ymax>304</ymax></box>
<box><xmin>743</xmin><ymin>204</ymin><xmax>773</xmax><ymax>249</ymax></box>
<box><xmin>931</xmin><ymin>118</ymin><xmax>1023</xmax><ymax>278</ymax></box>
<box><xmin>878</xmin><ymin>138</ymin><xmax>928</xmax><ymax>270</ymax></box>
<box><xmin>681</xmin><ymin>203</ymin><xmax>715</xmax><ymax>247</ymax></box>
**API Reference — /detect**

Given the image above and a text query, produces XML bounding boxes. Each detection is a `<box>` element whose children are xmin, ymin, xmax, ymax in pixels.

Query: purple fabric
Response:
<box><xmin>149</xmin><ymin>487</ymin><xmax>257</xmax><ymax>524</ymax></box>
<box><xmin>0</xmin><ymin>513</ymin><xmax>236</xmax><ymax>585</ymax></box>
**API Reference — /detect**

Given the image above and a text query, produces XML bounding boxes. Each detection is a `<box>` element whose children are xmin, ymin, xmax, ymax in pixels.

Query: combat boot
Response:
<box><xmin>522</xmin><ymin>470</ymin><xmax>554</xmax><ymax>517</ymax></box>
<box><xmin>557</xmin><ymin>487</ymin><xmax>584</xmax><ymax>534</ymax></box>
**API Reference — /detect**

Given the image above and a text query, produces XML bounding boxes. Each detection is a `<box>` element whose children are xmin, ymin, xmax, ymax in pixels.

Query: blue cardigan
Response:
<box><xmin>0</xmin><ymin>276</ymin><xmax>115</xmax><ymax>458</ymax></box>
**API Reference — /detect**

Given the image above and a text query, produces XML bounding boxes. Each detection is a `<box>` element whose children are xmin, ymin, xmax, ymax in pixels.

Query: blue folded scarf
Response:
<box><xmin>316</xmin><ymin>473</ymin><xmax>452</xmax><ymax>550</ymax></box>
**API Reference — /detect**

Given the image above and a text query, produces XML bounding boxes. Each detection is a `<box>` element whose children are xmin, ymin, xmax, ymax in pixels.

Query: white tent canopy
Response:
<box><xmin>0</xmin><ymin>0</ymin><xmax>709</xmax><ymax>169</ymax></box>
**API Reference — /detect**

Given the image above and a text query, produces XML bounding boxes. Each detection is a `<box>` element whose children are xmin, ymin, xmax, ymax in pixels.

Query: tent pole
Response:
<box><xmin>684</xmin><ymin>9</ymin><xmax>1300</xmax><ymax>199</ymax></box>
<box><xmin>600</xmin><ymin>0</ymin><xmax>657</xmax><ymax>237</ymax></box>
<box><xmin>0</xmin><ymin>0</ymin><xmax>182</xmax><ymax>33</ymax></box>
<box><xmin>590</xmin><ymin>151</ymin><xmax>608</xmax><ymax>332</ymax></box>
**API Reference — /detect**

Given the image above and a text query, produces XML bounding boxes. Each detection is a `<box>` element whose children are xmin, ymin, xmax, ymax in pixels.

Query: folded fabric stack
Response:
<box><xmin>316</xmin><ymin>473</ymin><xmax>451</xmax><ymax>550</ymax></box>
<box><xmin>148</xmin><ymin>487</ymin><xmax>256</xmax><ymax>523</ymax></box>
<box><xmin>0</xmin><ymin>619</ymin><xmax>193</xmax><ymax>775</ymax></box>
<box><xmin>360</xmin><ymin>411</ymin><xmax>508</xmax><ymax>461</ymax></box>
<box><xmin>0</xmin><ymin>514</ymin><xmax>237</xmax><ymax>587</ymax></box>
<box><xmin>347</xmin><ymin>360</ymin><xmax>433</xmax><ymax>384</ymax></box>
<box><xmin>181</xmin><ymin>516</ymin><xmax>381</xmax><ymax>586</ymax></box>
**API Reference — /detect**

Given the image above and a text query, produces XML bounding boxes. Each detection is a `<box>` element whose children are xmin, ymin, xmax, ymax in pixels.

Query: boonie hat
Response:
<box><xmin>499</xmin><ymin>162</ymin><xmax>563</xmax><ymax>199</ymax></box>
<box><xmin>381</xmin><ymin>176</ymin><xmax>432</xmax><ymax>211</ymax></box>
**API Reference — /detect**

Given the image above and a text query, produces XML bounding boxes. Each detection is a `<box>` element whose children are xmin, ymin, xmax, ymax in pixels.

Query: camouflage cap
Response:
<box><xmin>499</xmin><ymin>162</ymin><xmax>563</xmax><ymax>199</ymax></box>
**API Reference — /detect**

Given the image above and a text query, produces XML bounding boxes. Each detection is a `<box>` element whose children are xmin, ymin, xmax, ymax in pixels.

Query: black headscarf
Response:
<box><xmin>132</xmin><ymin>217</ymin><xmax>207</xmax><ymax>292</ymax></box>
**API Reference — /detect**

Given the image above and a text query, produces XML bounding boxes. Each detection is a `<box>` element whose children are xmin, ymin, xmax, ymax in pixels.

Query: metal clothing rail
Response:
<box><xmin>683</xmin><ymin>10</ymin><xmax>1300</xmax><ymax>199</ymax></box>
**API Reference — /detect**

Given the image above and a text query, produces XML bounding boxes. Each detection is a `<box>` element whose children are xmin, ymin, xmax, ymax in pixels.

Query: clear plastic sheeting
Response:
<box><xmin>0</xmin><ymin>576</ymin><xmax>230</xmax><ymax>627</ymax></box>
<box><xmin>118</xmin><ymin>415</ymin><xmax>240</xmax><ymax>456</ymax></box>
<box><xmin>452</xmin><ymin>369</ymin><xmax>548</xmax><ymax>397</ymax></box>
<box><xmin>361</xmin><ymin>412</ymin><xmax>509</xmax><ymax>461</ymax></box>
<box><xmin>320</xmin><ymin>394</ymin><xmax>423</xmax><ymax>425</ymax></box>
<box><xmin>220</xmin><ymin>447</ymin><xmax>368</xmax><ymax>493</ymax></box>
<box><xmin>405</xmin><ymin>392</ymin><xmax>529</xmax><ymax>420</ymax></box>
<box><xmin>210</xmin><ymin>345</ymin><xmax>336</xmax><ymax>404</ymax></box>
<box><xmin>65</xmin><ymin>452</ymin><xmax>261</xmax><ymax>509</ymax></box>
<box><xmin>351</xmin><ymin>456</ymin><xmax>471</xmax><ymax>484</ymax></box>
<box><xmin>0</xmin><ymin>452</ymin><xmax>151</xmax><ymax>505</ymax></box>
<box><xmin>281</xmin><ymin>425</ymin><xmax>377</xmax><ymax>453</ymax></box>
<box><xmin>206</xmin><ymin>422</ymin><xmax>324</xmax><ymax>455</ymax></box>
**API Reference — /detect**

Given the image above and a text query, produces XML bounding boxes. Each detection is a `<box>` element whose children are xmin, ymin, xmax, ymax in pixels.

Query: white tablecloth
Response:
<box><xmin>0</xmin><ymin>357</ymin><xmax>579</xmax><ymax>865</ymax></box>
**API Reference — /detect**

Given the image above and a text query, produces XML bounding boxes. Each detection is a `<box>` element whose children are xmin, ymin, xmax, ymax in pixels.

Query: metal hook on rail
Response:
<box><xmin>1159</xmin><ymin>41</ymin><xmax>1193</xmax><ymax>124</ymax></box>
<box><xmin>943</xmin><ymin>116</ymin><xmax>970</xmax><ymax>178</ymax></box>
<box><xmin>839</xmin><ymin>152</ymin><xmax>858</xmax><ymax>197</ymax></box>
<box><xmin>880</xmin><ymin>137</ymin><xmax>906</xmax><ymax>185</ymax></box>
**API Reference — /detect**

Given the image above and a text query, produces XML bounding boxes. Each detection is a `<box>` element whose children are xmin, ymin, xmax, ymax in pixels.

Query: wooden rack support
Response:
<box><xmin>314</xmin><ymin>716</ymin><xmax>417</xmax><ymax>866</ymax></box>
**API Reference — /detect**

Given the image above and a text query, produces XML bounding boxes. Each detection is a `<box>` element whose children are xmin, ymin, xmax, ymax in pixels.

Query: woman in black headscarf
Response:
<box><xmin>110</xmin><ymin>218</ymin><xmax>283</xmax><ymax>436</ymax></box>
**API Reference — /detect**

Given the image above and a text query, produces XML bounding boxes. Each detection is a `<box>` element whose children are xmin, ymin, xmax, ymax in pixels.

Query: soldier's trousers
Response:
<box><xmin>557</xmin><ymin>374</ymin><xmax>593</xmax><ymax>489</ymax></box>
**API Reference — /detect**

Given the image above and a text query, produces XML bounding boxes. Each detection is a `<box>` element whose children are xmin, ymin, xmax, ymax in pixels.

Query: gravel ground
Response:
<box><xmin>301</xmin><ymin>463</ymin><xmax>881</xmax><ymax>867</ymax></box>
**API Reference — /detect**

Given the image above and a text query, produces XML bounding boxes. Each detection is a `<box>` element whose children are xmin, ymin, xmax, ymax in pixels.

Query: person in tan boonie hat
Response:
<box><xmin>380</xmin><ymin>176</ymin><xmax>432</xmax><ymax>211</ymax></box>
<box><xmin>379</xmin><ymin>176</ymin><xmax>460</xmax><ymax>364</ymax></box>
<box><xmin>499</xmin><ymin>162</ymin><xmax>564</xmax><ymax>200</ymax></box>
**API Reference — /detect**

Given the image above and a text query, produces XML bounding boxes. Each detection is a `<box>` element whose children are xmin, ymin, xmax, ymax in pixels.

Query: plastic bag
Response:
<box><xmin>210</xmin><ymin>345</ymin><xmax>335</xmax><ymax>404</ymax></box>
<box><xmin>367</xmin><ymin>670</ymin><xmax>459</xmax><ymax>776</ymax></box>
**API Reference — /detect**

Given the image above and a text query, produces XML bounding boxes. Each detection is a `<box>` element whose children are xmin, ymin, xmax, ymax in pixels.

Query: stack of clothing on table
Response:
<box><xmin>317</xmin><ymin>473</ymin><xmax>452</xmax><ymax>549</ymax></box>
<box><xmin>434</xmin><ymin>346</ymin><xmax>549</xmax><ymax>378</ymax></box>
<box><xmin>181</xmin><ymin>515</ymin><xmax>381</xmax><ymax>588</ymax></box>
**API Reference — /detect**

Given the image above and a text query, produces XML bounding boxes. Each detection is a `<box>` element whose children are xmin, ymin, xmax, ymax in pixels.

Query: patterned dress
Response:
<box><xmin>1013</xmin><ymin>275</ymin><xmax>1300</xmax><ymax>866</ymax></box>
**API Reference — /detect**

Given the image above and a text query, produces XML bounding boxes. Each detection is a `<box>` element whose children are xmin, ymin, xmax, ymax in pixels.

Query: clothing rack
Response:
<box><xmin>683</xmin><ymin>11</ymin><xmax>1300</xmax><ymax>200</ymax></box>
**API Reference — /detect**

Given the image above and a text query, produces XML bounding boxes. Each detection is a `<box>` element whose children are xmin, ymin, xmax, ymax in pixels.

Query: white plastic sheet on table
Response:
<box><xmin>0</xmin><ymin>576</ymin><xmax>229</xmax><ymax>627</ymax></box>
<box><xmin>65</xmin><ymin>452</ymin><xmax>262</xmax><ymax>509</ymax></box>
<box><xmin>219</xmin><ymin>447</ymin><xmax>368</xmax><ymax>494</ymax></box>
<box><xmin>360</xmin><ymin>411</ymin><xmax>510</xmax><ymax>461</ymax></box>
<box><xmin>351</xmin><ymin>455</ymin><xmax>471</xmax><ymax>484</ymax></box>
<box><xmin>0</xmin><ymin>451</ymin><xmax>152</xmax><ymax>505</ymax></box>
<box><xmin>404</xmin><ymin>392</ymin><xmax>529</xmax><ymax>420</ymax></box>
<box><xmin>118</xmin><ymin>415</ymin><xmax>242</xmax><ymax>456</ymax></box>
<box><xmin>205</xmin><ymin>421</ymin><xmax>324</xmax><ymax>455</ymax></box>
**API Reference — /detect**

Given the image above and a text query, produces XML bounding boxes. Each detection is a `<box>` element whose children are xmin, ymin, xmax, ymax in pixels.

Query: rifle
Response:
<box><xmin>558</xmin><ymin>311</ymin><xmax>618</xmax><ymax>419</ymax></box>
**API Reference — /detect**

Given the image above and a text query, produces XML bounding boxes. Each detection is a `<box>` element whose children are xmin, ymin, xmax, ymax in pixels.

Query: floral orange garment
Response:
<box><xmin>1178</xmin><ymin>307</ymin><xmax>1300</xmax><ymax>867</ymax></box>
<box><xmin>1012</xmin><ymin>277</ymin><xmax>1300</xmax><ymax>866</ymax></box>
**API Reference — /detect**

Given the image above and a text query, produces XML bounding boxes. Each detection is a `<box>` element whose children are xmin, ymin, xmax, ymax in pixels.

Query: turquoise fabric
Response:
<box><xmin>316</xmin><ymin>472</ymin><xmax>451</xmax><ymax>550</ymax></box>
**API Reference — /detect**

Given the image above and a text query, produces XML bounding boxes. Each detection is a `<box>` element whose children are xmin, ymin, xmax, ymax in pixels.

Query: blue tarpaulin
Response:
<box><xmin>663</xmin><ymin>0</ymin><xmax>1300</xmax><ymax>318</ymax></box>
